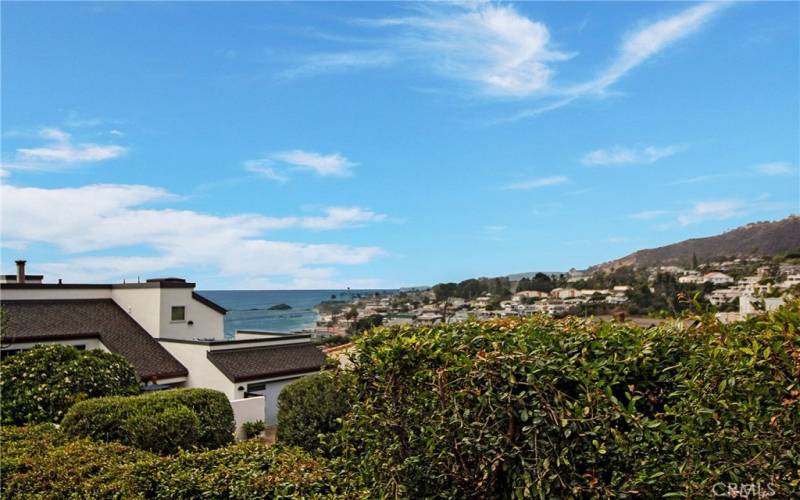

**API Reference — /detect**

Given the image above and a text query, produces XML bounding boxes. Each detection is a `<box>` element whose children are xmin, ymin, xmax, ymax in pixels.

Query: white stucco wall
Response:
<box><xmin>240</xmin><ymin>375</ymin><xmax>307</xmax><ymax>426</ymax></box>
<box><xmin>231</xmin><ymin>396</ymin><xmax>267</xmax><ymax>440</ymax></box>
<box><xmin>0</xmin><ymin>288</ymin><xmax>112</xmax><ymax>300</ymax></box>
<box><xmin>111</xmin><ymin>287</ymin><xmax>162</xmax><ymax>337</ymax></box>
<box><xmin>158</xmin><ymin>340</ymin><xmax>236</xmax><ymax>397</ymax></box>
<box><xmin>157</xmin><ymin>288</ymin><xmax>224</xmax><ymax>341</ymax></box>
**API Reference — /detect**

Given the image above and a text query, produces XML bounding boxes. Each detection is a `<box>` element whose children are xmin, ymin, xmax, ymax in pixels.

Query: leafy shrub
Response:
<box><xmin>242</xmin><ymin>420</ymin><xmax>265</xmax><ymax>439</ymax></box>
<box><xmin>332</xmin><ymin>303</ymin><xmax>800</xmax><ymax>498</ymax></box>
<box><xmin>61</xmin><ymin>388</ymin><xmax>233</xmax><ymax>454</ymax></box>
<box><xmin>277</xmin><ymin>371</ymin><xmax>350</xmax><ymax>453</ymax></box>
<box><xmin>0</xmin><ymin>425</ymin><xmax>154</xmax><ymax>499</ymax></box>
<box><xmin>0</xmin><ymin>425</ymin><xmax>352</xmax><ymax>499</ymax></box>
<box><xmin>0</xmin><ymin>344</ymin><xmax>139</xmax><ymax>425</ymax></box>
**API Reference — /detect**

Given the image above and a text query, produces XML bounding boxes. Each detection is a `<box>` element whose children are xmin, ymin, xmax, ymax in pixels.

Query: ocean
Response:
<box><xmin>195</xmin><ymin>289</ymin><xmax>396</xmax><ymax>337</ymax></box>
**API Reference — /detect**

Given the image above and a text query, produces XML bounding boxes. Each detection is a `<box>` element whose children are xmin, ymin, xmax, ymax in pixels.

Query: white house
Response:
<box><xmin>0</xmin><ymin>261</ymin><xmax>325</xmax><ymax>431</ymax></box>
<box><xmin>702</xmin><ymin>272</ymin><xmax>734</xmax><ymax>285</ymax></box>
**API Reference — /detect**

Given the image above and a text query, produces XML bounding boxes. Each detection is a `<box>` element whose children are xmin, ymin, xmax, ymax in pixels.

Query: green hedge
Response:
<box><xmin>332</xmin><ymin>303</ymin><xmax>800</xmax><ymax>498</ymax></box>
<box><xmin>277</xmin><ymin>371</ymin><xmax>350</xmax><ymax>453</ymax></box>
<box><xmin>0</xmin><ymin>344</ymin><xmax>139</xmax><ymax>425</ymax></box>
<box><xmin>61</xmin><ymin>388</ymin><xmax>234</xmax><ymax>454</ymax></box>
<box><xmin>0</xmin><ymin>425</ymin><xmax>351</xmax><ymax>499</ymax></box>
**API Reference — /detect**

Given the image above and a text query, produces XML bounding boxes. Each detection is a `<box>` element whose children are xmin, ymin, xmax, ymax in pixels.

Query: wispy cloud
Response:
<box><xmin>630</xmin><ymin>210</ymin><xmax>669</xmax><ymax>220</ymax></box>
<box><xmin>273</xmin><ymin>150</ymin><xmax>355</xmax><ymax>176</ymax></box>
<box><xmin>482</xmin><ymin>224</ymin><xmax>507</xmax><ymax>241</ymax></box>
<box><xmin>569</xmin><ymin>3</ymin><xmax>724</xmax><ymax>97</ymax></box>
<box><xmin>501</xmin><ymin>175</ymin><xmax>568</xmax><ymax>190</ymax></box>
<box><xmin>509</xmin><ymin>2</ymin><xmax>725</xmax><ymax>119</ymax></box>
<box><xmin>0</xmin><ymin>183</ymin><xmax>387</xmax><ymax>287</ymax></box>
<box><xmin>754</xmin><ymin>161</ymin><xmax>794</xmax><ymax>176</ymax></box>
<box><xmin>3</xmin><ymin>128</ymin><xmax>127</xmax><ymax>173</ymax></box>
<box><xmin>668</xmin><ymin>173</ymin><xmax>727</xmax><ymax>186</ymax></box>
<box><xmin>677</xmin><ymin>200</ymin><xmax>744</xmax><ymax>226</ymax></box>
<box><xmin>243</xmin><ymin>159</ymin><xmax>290</xmax><ymax>183</ymax></box>
<box><xmin>358</xmin><ymin>2</ymin><xmax>573</xmax><ymax>97</ymax></box>
<box><xmin>581</xmin><ymin>145</ymin><xmax>683</xmax><ymax>166</ymax></box>
<box><xmin>244</xmin><ymin>149</ymin><xmax>356</xmax><ymax>181</ymax></box>
<box><xmin>281</xmin><ymin>50</ymin><xmax>395</xmax><ymax>78</ymax></box>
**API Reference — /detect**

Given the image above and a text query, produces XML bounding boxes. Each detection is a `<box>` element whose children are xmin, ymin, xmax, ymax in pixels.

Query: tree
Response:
<box><xmin>455</xmin><ymin>279</ymin><xmax>486</xmax><ymax>300</ymax></box>
<box><xmin>344</xmin><ymin>307</ymin><xmax>359</xmax><ymax>321</ymax></box>
<box><xmin>348</xmin><ymin>314</ymin><xmax>383</xmax><ymax>335</ymax></box>
<box><xmin>432</xmin><ymin>282</ymin><xmax>458</xmax><ymax>302</ymax></box>
<box><xmin>691</xmin><ymin>252</ymin><xmax>699</xmax><ymax>270</ymax></box>
<box><xmin>516</xmin><ymin>277</ymin><xmax>533</xmax><ymax>292</ymax></box>
<box><xmin>1</xmin><ymin>344</ymin><xmax>139</xmax><ymax>425</ymax></box>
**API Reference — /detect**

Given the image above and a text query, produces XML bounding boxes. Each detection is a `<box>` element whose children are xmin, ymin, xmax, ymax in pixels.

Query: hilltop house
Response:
<box><xmin>0</xmin><ymin>261</ymin><xmax>325</xmax><ymax>430</ymax></box>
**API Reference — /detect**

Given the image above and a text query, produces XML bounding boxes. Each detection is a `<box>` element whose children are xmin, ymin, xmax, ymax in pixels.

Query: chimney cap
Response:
<box><xmin>15</xmin><ymin>259</ymin><xmax>26</xmax><ymax>265</ymax></box>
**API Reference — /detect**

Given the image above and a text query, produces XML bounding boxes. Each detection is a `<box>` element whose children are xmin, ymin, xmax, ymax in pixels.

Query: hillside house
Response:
<box><xmin>0</xmin><ymin>261</ymin><xmax>324</xmax><ymax>430</ymax></box>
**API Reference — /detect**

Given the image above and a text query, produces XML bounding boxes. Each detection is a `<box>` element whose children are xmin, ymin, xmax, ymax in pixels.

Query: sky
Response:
<box><xmin>1</xmin><ymin>1</ymin><xmax>798</xmax><ymax>290</ymax></box>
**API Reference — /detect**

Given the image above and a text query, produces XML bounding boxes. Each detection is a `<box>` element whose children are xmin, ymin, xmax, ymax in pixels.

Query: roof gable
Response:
<box><xmin>0</xmin><ymin>299</ymin><xmax>188</xmax><ymax>380</ymax></box>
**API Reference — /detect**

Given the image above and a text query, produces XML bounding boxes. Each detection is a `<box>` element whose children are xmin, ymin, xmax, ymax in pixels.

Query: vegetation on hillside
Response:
<box><xmin>594</xmin><ymin>215</ymin><xmax>800</xmax><ymax>271</ymax></box>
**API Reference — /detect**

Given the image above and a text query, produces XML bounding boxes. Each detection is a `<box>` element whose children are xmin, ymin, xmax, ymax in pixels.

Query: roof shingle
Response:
<box><xmin>0</xmin><ymin>299</ymin><xmax>188</xmax><ymax>380</ymax></box>
<box><xmin>207</xmin><ymin>343</ymin><xmax>325</xmax><ymax>382</ymax></box>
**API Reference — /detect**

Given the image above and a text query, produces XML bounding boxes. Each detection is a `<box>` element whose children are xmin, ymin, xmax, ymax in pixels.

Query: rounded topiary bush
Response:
<box><xmin>0</xmin><ymin>344</ymin><xmax>139</xmax><ymax>425</ymax></box>
<box><xmin>61</xmin><ymin>388</ymin><xmax>234</xmax><ymax>454</ymax></box>
<box><xmin>277</xmin><ymin>371</ymin><xmax>350</xmax><ymax>452</ymax></box>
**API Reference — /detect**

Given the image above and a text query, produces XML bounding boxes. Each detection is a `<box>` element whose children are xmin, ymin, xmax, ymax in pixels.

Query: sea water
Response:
<box><xmin>196</xmin><ymin>289</ymin><xmax>396</xmax><ymax>338</ymax></box>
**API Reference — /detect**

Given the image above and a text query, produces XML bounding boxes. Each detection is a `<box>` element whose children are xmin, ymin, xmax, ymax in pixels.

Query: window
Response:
<box><xmin>171</xmin><ymin>306</ymin><xmax>186</xmax><ymax>322</ymax></box>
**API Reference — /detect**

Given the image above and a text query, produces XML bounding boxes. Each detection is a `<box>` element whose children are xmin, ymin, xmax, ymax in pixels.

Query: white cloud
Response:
<box><xmin>508</xmin><ymin>3</ymin><xmax>725</xmax><ymax>119</ymax></box>
<box><xmin>4</xmin><ymin>128</ymin><xmax>126</xmax><ymax>172</ymax></box>
<box><xmin>0</xmin><ymin>183</ymin><xmax>387</xmax><ymax>286</ymax></box>
<box><xmin>362</xmin><ymin>3</ymin><xmax>572</xmax><ymax>96</ymax></box>
<box><xmin>754</xmin><ymin>162</ymin><xmax>794</xmax><ymax>176</ymax></box>
<box><xmin>677</xmin><ymin>200</ymin><xmax>743</xmax><ymax>226</ymax></box>
<box><xmin>281</xmin><ymin>51</ymin><xmax>395</xmax><ymax>78</ymax></box>
<box><xmin>501</xmin><ymin>175</ymin><xmax>568</xmax><ymax>190</ymax></box>
<box><xmin>243</xmin><ymin>159</ymin><xmax>290</xmax><ymax>183</ymax></box>
<box><xmin>245</xmin><ymin>150</ymin><xmax>356</xmax><ymax>181</ymax></box>
<box><xmin>582</xmin><ymin>145</ymin><xmax>682</xmax><ymax>166</ymax></box>
<box><xmin>272</xmin><ymin>150</ymin><xmax>355</xmax><ymax>176</ymax></box>
<box><xmin>570</xmin><ymin>3</ymin><xmax>724</xmax><ymax>97</ymax></box>
<box><xmin>630</xmin><ymin>210</ymin><xmax>669</xmax><ymax>220</ymax></box>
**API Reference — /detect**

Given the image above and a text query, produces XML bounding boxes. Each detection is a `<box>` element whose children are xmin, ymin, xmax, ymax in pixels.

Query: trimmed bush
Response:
<box><xmin>0</xmin><ymin>425</ymin><xmax>352</xmax><ymax>499</ymax></box>
<box><xmin>61</xmin><ymin>388</ymin><xmax>234</xmax><ymax>454</ymax></box>
<box><xmin>277</xmin><ymin>371</ymin><xmax>350</xmax><ymax>453</ymax></box>
<box><xmin>332</xmin><ymin>303</ymin><xmax>800</xmax><ymax>498</ymax></box>
<box><xmin>0</xmin><ymin>344</ymin><xmax>139</xmax><ymax>425</ymax></box>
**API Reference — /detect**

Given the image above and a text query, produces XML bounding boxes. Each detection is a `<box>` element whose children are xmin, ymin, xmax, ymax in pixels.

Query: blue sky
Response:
<box><xmin>1</xmin><ymin>1</ymin><xmax>798</xmax><ymax>289</ymax></box>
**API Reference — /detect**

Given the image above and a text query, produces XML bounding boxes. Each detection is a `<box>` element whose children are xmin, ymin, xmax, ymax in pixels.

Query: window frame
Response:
<box><xmin>170</xmin><ymin>305</ymin><xmax>187</xmax><ymax>322</ymax></box>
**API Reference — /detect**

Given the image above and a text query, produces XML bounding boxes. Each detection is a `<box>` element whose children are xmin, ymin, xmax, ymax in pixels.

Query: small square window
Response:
<box><xmin>171</xmin><ymin>306</ymin><xmax>186</xmax><ymax>321</ymax></box>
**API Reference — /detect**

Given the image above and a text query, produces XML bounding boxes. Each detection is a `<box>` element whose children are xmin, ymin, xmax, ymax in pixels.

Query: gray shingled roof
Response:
<box><xmin>0</xmin><ymin>299</ymin><xmax>188</xmax><ymax>380</ymax></box>
<box><xmin>207</xmin><ymin>343</ymin><xmax>325</xmax><ymax>382</ymax></box>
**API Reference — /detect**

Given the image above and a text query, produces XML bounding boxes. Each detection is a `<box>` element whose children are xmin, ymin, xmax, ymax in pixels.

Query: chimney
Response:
<box><xmin>15</xmin><ymin>260</ymin><xmax>26</xmax><ymax>284</ymax></box>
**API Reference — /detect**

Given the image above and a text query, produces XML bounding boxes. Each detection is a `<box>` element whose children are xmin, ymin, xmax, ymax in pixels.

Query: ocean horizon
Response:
<box><xmin>196</xmin><ymin>289</ymin><xmax>397</xmax><ymax>337</ymax></box>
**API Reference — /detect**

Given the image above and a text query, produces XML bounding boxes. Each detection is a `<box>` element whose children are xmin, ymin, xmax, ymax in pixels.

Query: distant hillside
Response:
<box><xmin>593</xmin><ymin>215</ymin><xmax>800</xmax><ymax>271</ymax></box>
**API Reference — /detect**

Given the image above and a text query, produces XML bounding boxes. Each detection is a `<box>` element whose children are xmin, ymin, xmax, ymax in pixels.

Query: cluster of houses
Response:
<box><xmin>0</xmin><ymin>261</ymin><xmax>325</xmax><ymax>436</ymax></box>
<box><xmin>319</xmin><ymin>259</ymin><xmax>800</xmax><ymax>329</ymax></box>
<box><xmin>651</xmin><ymin>261</ymin><xmax>800</xmax><ymax>322</ymax></box>
<box><xmin>315</xmin><ymin>285</ymin><xmax>635</xmax><ymax>328</ymax></box>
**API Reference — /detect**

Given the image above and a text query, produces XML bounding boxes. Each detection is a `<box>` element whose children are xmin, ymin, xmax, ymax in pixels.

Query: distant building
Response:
<box><xmin>702</xmin><ymin>272</ymin><xmax>734</xmax><ymax>285</ymax></box>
